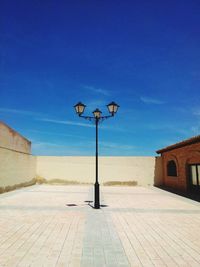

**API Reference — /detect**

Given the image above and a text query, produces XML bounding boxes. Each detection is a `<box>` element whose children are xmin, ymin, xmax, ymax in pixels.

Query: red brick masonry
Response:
<box><xmin>156</xmin><ymin>136</ymin><xmax>200</xmax><ymax>192</ymax></box>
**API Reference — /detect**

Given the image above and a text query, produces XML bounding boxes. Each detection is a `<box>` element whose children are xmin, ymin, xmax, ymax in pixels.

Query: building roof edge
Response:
<box><xmin>156</xmin><ymin>135</ymin><xmax>200</xmax><ymax>154</ymax></box>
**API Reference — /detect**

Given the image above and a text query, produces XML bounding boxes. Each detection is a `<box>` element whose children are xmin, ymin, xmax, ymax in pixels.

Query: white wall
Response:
<box><xmin>36</xmin><ymin>156</ymin><xmax>156</xmax><ymax>186</ymax></box>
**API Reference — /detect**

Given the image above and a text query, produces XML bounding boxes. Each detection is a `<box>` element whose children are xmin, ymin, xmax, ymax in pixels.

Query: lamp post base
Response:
<box><xmin>94</xmin><ymin>183</ymin><xmax>100</xmax><ymax>209</ymax></box>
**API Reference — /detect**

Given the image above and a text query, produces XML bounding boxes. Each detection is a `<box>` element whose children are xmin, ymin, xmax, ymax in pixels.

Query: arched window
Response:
<box><xmin>167</xmin><ymin>160</ymin><xmax>177</xmax><ymax>176</ymax></box>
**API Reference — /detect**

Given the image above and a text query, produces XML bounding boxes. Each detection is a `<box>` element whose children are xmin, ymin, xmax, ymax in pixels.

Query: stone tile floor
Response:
<box><xmin>0</xmin><ymin>185</ymin><xmax>200</xmax><ymax>266</ymax></box>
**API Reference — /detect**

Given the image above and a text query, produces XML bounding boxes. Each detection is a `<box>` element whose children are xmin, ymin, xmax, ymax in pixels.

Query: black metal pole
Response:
<box><xmin>94</xmin><ymin>117</ymin><xmax>100</xmax><ymax>209</ymax></box>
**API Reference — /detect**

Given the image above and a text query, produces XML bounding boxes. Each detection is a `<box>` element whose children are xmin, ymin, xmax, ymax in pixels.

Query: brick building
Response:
<box><xmin>156</xmin><ymin>136</ymin><xmax>200</xmax><ymax>193</ymax></box>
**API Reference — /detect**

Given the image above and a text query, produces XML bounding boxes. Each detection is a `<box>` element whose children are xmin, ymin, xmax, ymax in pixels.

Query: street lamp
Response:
<box><xmin>74</xmin><ymin>101</ymin><xmax>119</xmax><ymax>209</ymax></box>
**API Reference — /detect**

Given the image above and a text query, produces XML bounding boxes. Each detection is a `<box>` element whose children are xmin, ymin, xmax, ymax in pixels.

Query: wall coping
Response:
<box><xmin>0</xmin><ymin>121</ymin><xmax>31</xmax><ymax>144</ymax></box>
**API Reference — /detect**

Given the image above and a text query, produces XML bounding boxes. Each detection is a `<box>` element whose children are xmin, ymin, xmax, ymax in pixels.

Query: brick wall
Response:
<box><xmin>161</xmin><ymin>142</ymin><xmax>200</xmax><ymax>191</ymax></box>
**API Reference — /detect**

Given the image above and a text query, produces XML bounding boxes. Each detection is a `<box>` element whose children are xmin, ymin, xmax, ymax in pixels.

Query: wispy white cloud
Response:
<box><xmin>38</xmin><ymin>118</ymin><xmax>95</xmax><ymax>128</ymax></box>
<box><xmin>83</xmin><ymin>85</ymin><xmax>110</xmax><ymax>96</ymax></box>
<box><xmin>145</xmin><ymin>123</ymin><xmax>190</xmax><ymax>136</ymax></box>
<box><xmin>140</xmin><ymin>96</ymin><xmax>165</xmax><ymax>105</ymax></box>
<box><xmin>190</xmin><ymin>126</ymin><xmax>200</xmax><ymax>135</ymax></box>
<box><xmin>193</xmin><ymin>108</ymin><xmax>200</xmax><ymax>116</ymax></box>
<box><xmin>32</xmin><ymin>140</ymin><xmax>136</xmax><ymax>156</ymax></box>
<box><xmin>33</xmin><ymin>141</ymin><xmax>63</xmax><ymax>148</ymax></box>
<box><xmin>37</xmin><ymin>116</ymin><xmax>129</xmax><ymax>134</ymax></box>
<box><xmin>32</xmin><ymin>140</ymin><xmax>95</xmax><ymax>156</ymax></box>
<box><xmin>0</xmin><ymin>107</ymin><xmax>42</xmax><ymax>116</ymax></box>
<box><xmin>27</xmin><ymin>129</ymin><xmax>87</xmax><ymax>139</ymax></box>
<box><xmin>100</xmin><ymin>141</ymin><xmax>135</xmax><ymax>150</ymax></box>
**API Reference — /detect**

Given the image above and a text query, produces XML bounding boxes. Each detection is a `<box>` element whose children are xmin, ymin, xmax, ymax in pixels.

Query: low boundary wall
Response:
<box><xmin>0</xmin><ymin>121</ymin><xmax>163</xmax><ymax>191</ymax></box>
<box><xmin>36</xmin><ymin>156</ymin><xmax>157</xmax><ymax>186</ymax></box>
<box><xmin>0</xmin><ymin>122</ymin><xmax>36</xmax><ymax>192</ymax></box>
<box><xmin>0</xmin><ymin>147</ymin><xmax>36</xmax><ymax>192</ymax></box>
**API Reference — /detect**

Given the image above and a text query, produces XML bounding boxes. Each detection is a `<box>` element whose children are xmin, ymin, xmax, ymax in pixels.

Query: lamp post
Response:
<box><xmin>74</xmin><ymin>101</ymin><xmax>119</xmax><ymax>209</ymax></box>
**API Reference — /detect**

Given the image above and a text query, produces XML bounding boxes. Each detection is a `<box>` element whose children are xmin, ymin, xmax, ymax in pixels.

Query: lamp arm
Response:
<box><xmin>101</xmin><ymin>114</ymin><xmax>114</xmax><ymax>119</ymax></box>
<box><xmin>78</xmin><ymin>113</ymin><xmax>114</xmax><ymax>122</ymax></box>
<box><xmin>79</xmin><ymin>114</ymin><xmax>95</xmax><ymax>121</ymax></box>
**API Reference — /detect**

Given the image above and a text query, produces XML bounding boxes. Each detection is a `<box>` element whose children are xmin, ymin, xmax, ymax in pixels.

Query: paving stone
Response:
<box><xmin>0</xmin><ymin>185</ymin><xmax>200</xmax><ymax>266</ymax></box>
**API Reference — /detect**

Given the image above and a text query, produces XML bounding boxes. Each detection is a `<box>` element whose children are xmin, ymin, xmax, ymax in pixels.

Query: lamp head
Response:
<box><xmin>107</xmin><ymin>101</ymin><xmax>120</xmax><ymax>115</ymax></box>
<box><xmin>74</xmin><ymin>102</ymin><xmax>86</xmax><ymax>115</ymax></box>
<box><xmin>93</xmin><ymin>108</ymin><xmax>102</xmax><ymax>118</ymax></box>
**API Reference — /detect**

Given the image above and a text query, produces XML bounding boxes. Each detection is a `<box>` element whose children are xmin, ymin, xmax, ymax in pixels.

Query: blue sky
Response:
<box><xmin>0</xmin><ymin>0</ymin><xmax>200</xmax><ymax>156</ymax></box>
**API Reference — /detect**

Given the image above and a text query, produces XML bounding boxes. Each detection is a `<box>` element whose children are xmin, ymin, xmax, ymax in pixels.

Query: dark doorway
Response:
<box><xmin>189</xmin><ymin>164</ymin><xmax>200</xmax><ymax>192</ymax></box>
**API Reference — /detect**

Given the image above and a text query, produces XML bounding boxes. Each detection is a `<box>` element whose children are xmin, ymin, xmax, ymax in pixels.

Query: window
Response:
<box><xmin>167</xmin><ymin>160</ymin><xmax>177</xmax><ymax>176</ymax></box>
<box><xmin>191</xmin><ymin>165</ymin><xmax>197</xmax><ymax>185</ymax></box>
<box><xmin>189</xmin><ymin>164</ymin><xmax>200</xmax><ymax>187</ymax></box>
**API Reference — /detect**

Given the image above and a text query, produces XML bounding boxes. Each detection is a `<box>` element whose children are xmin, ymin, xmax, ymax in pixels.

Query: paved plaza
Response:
<box><xmin>0</xmin><ymin>185</ymin><xmax>200</xmax><ymax>267</ymax></box>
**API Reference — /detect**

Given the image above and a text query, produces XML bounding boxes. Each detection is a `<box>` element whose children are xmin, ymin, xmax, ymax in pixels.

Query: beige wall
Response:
<box><xmin>0</xmin><ymin>122</ymin><xmax>36</xmax><ymax>190</ymax></box>
<box><xmin>154</xmin><ymin>156</ymin><xmax>163</xmax><ymax>186</ymax></box>
<box><xmin>0</xmin><ymin>148</ymin><xmax>36</xmax><ymax>188</ymax></box>
<box><xmin>36</xmin><ymin>156</ymin><xmax>156</xmax><ymax>186</ymax></box>
<box><xmin>0</xmin><ymin>121</ymin><xmax>163</xmax><ymax>190</ymax></box>
<box><xmin>0</xmin><ymin>121</ymin><xmax>31</xmax><ymax>154</ymax></box>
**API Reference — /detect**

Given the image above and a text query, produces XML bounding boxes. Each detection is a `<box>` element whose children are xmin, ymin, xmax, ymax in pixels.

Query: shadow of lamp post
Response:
<box><xmin>74</xmin><ymin>101</ymin><xmax>119</xmax><ymax>209</ymax></box>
